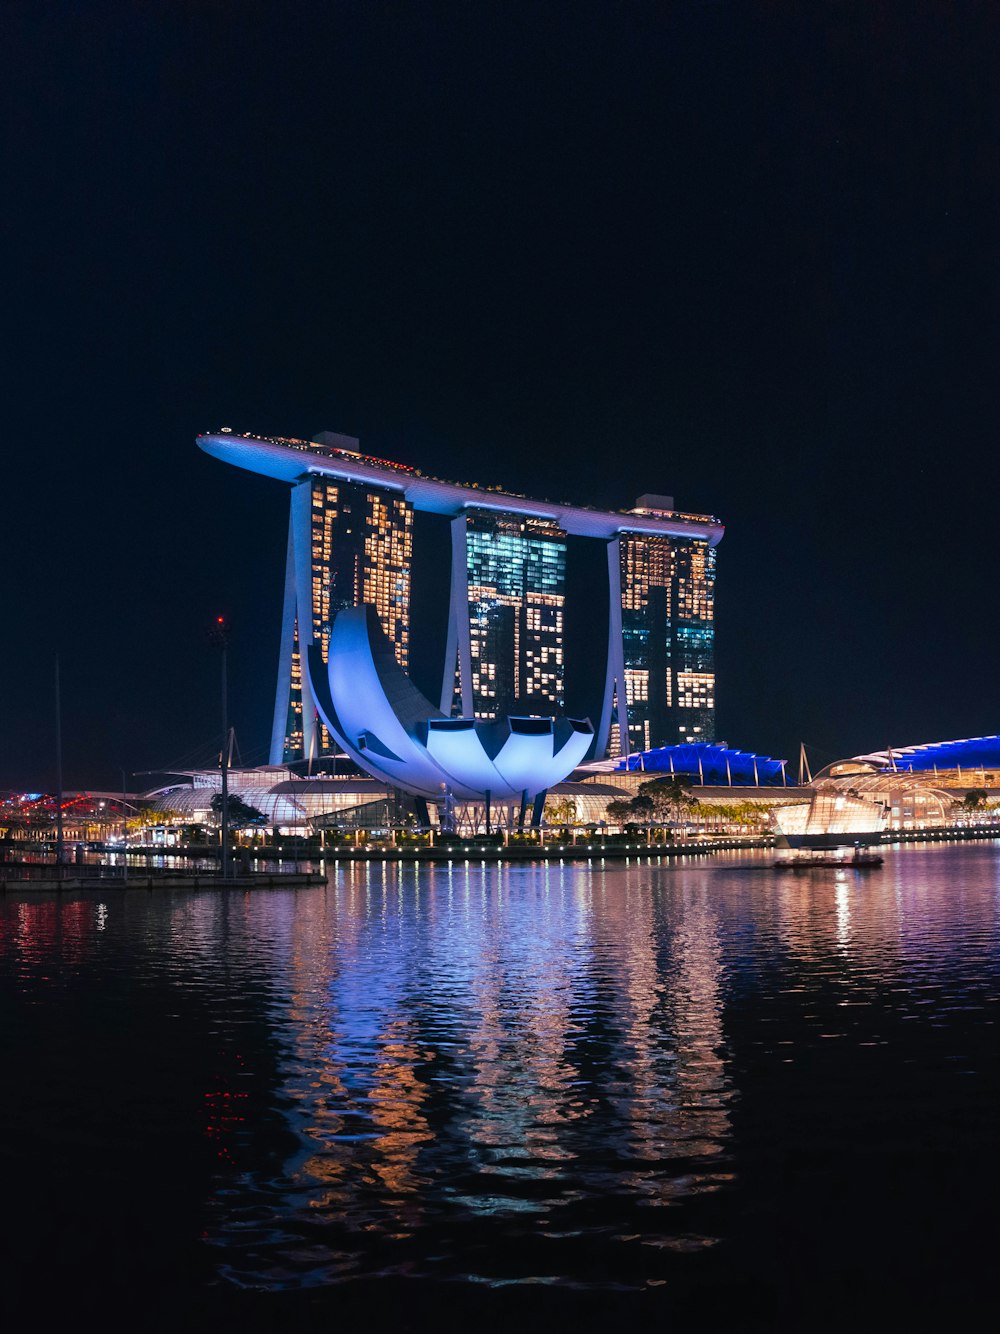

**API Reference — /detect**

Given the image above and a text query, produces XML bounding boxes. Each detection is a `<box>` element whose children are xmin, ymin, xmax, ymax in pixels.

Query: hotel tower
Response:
<box><xmin>447</xmin><ymin>508</ymin><xmax>567</xmax><ymax>721</ymax></box>
<box><xmin>197</xmin><ymin>430</ymin><xmax>723</xmax><ymax>763</ymax></box>
<box><xmin>613</xmin><ymin>496</ymin><xmax>717</xmax><ymax>754</ymax></box>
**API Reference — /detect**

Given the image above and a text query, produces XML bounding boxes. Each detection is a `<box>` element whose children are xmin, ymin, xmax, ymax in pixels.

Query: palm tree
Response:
<box><xmin>545</xmin><ymin>796</ymin><xmax>577</xmax><ymax>827</ymax></box>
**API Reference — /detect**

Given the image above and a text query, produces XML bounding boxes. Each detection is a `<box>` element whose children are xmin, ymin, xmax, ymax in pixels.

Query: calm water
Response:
<box><xmin>3</xmin><ymin>843</ymin><xmax>1000</xmax><ymax>1330</ymax></box>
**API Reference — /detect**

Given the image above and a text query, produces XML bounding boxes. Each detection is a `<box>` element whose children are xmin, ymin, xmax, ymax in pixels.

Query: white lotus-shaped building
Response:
<box><xmin>307</xmin><ymin>606</ymin><xmax>593</xmax><ymax>821</ymax></box>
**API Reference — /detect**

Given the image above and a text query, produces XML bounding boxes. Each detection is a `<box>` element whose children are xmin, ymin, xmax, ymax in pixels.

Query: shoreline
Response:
<box><xmin>2</xmin><ymin>823</ymin><xmax>999</xmax><ymax>889</ymax></box>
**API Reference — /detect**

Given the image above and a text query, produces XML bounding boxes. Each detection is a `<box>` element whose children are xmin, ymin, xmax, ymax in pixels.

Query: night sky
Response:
<box><xmin>3</xmin><ymin>1</ymin><xmax>999</xmax><ymax>790</ymax></box>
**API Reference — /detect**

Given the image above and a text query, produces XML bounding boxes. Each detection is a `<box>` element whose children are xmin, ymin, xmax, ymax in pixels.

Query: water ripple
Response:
<box><xmin>3</xmin><ymin>843</ymin><xmax>1000</xmax><ymax>1300</ymax></box>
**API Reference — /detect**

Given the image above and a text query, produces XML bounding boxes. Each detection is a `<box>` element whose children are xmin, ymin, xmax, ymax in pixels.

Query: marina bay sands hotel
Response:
<box><xmin>198</xmin><ymin>430</ymin><xmax>723</xmax><ymax>764</ymax></box>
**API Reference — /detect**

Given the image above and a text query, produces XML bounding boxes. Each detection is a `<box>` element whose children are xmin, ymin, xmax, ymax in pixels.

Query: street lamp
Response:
<box><xmin>121</xmin><ymin>767</ymin><xmax>129</xmax><ymax>883</ymax></box>
<box><xmin>208</xmin><ymin>616</ymin><xmax>231</xmax><ymax>881</ymax></box>
<box><xmin>54</xmin><ymin>655</ymin><xmax>65</xmax><ymax>871</ymax></box>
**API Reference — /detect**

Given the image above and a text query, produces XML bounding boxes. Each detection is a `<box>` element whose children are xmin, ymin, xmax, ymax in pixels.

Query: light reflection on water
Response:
<box><xmin>196</xmin><ymin>859</ymin><xmax>741</xmax><ymax>1288</ymax></box>
<box><xmin>3</xmin><ymin>842</ymin><xmax>1000</xmax><ymax>1300</ymax></box>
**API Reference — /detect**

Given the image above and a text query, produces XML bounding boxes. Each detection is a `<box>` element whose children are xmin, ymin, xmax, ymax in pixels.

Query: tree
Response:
<box><xmin>211</xmin><ymin>793</ymin><xmax>267</xmax><ymax>827</ymax></box>
<box><xmin>638</xmin><ymin>776</ymin><xmax>697</xmax><ymax>824</ymax></box>
<box><xmin>963</xmin><ymin>788</ymin><xmax>988</xmax><ymax>814</ymax></box>
<box><xmin>129</xmin><ymin>807</ymin><xmax>185</xmax><ymax>830</ymax></box>
<box><xmin>545</xmin><ymin>796</ymin><xmax>577</xmax><ymax>827</ymax></box>
<box><xmin>721</xmin><ymin>800</ymin><xmax>774</xmax><ymax>829</ymax></box>
<box><xmin>606</xmin><ymin>799</ymin><xmax>634</xmax><ymax>828</ymax></box>
<box><xmin>629</xmin><ymin>793</ymin><xmax>656</xmax><ymax>823</ymax></box>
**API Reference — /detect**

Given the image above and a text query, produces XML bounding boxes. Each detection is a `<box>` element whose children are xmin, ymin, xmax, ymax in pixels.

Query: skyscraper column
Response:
<box><xmin>290</xmin><ymin>478</ymin><xmax>320</xmax><ymax>763</ymax></box>
<box><xmin>442</xmin><ymin>513</ymin><xmax>474</xmax><ymax>716</ymax></box>
<box><xmin>269</xmin><ymin>519</ymin><xmax>299</xmax><ymax>765</ymax></box>
<box><xmin>597</xmin><ymin>536</ymin><xmax>629</xmax><ymax>759</ymax></box>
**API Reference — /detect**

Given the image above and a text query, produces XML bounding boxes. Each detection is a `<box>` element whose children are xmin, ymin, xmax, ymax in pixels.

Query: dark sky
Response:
<box><xmin>3</xmin><ymin>0</ymin><xmax>999</xmax><ymax>789</ymax></box>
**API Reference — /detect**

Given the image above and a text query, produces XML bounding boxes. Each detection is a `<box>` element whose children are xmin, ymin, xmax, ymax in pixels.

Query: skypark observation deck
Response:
<box><xmin>197</xmin><ymin>431</ymin><xmax>725</xmax><ymax>544</ymax></box>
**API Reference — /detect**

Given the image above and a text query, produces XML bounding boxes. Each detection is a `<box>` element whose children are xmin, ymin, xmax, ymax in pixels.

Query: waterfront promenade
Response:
<box><xmin>4</xmin><ymin>822</ymin><xmax>999</xmax><ymax>889</ymax></box>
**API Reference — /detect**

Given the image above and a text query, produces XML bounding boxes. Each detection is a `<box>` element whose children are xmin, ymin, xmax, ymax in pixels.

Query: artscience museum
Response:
<box><xmin>308</xmin><ymin>606</ymin><xmax>593</xmax><ymax>827</ymax></box>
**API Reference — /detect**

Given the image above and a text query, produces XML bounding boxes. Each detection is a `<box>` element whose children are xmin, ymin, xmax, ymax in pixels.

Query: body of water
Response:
<box><xmin>2</xmin><ymin>843</ymin><xmax>998</xmax><ymax>1329</ymax></box>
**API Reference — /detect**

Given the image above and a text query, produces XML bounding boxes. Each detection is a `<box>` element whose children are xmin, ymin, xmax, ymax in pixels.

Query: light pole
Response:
<box><xmin>209</xmin><ymin>616</ymin><xmax>231</xmax><ymax>881</ymax></box>
<box><xmin>121</xmin><ymin>767</ymin><xmax>129</xmax><ymax>884</ymax></box>
<box><xmin>54</xmin><ymin>654</ymin><xmax>64</xmax><ymax>871</ymax></box>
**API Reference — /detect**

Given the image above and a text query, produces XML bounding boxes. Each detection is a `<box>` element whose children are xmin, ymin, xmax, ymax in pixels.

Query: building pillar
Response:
<box><xmin>442</xmin><ymin>514</ymin><xmax>474</xmax><ymax>716</ymax></box>
<box><xmin>597</xmin><ymin>537</ymin><xmax>628</xmax><ymax>759</ymax></box>
<box><xmin>531</xmin><ymin>790</ymin><xmax>547</xmax><ymax>828</ymax></box>
<box><xmin>290</xmin><ymin>479</ymin><xmax>320</xmax><ymax>763</ymax></box>
<box><xmin>269</xmin><ymin>512</ymin><xmax>299</xmax><ymax>764</ymax></box>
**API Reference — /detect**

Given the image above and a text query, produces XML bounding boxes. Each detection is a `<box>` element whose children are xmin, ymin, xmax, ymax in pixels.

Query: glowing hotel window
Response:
<box><xmin>618</xmin><ymin>532</ymin><xmax>715</xmax><ymax>751</ymax></box>
<box><xmin>463</xmin><ymin>509</ymin><xmax>566</xmax><ymax>720</ymax></box>
<box><xmin>280</xmin><ymin>476</ymin><xmax>414</xmax><ymax>762</ymax></box>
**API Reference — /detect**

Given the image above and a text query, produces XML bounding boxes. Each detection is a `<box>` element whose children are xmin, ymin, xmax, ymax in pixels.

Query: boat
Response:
<box><xmin>771</xmin><ymin>784</ymin><xmax>888</xmax><ymax>869</ymax></box>
<box><xmin>773</xmin><ymin>848</ymin><xmax>884</xmax><ymax>870</ymax></box>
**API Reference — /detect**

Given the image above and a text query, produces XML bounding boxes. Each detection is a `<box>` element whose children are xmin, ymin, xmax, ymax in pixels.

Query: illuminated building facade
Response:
<box><xmin>613</xmin><ymin>507</ymin><xmax>716</xmax><ymax>751</ymax></box>
<box><xmin>197</xmin><ymin>431</ymin><xmax>722</xmax><ymax>765</ymax></box>
<box><xmin>272</xmin><ymin>453</ymin><xmax>413</xmax><ymax>763</ymax></box>
<box><xmin>448</xmin><ymin>509</ymin><xmax>566</xmax><ymax>719</ymax></box>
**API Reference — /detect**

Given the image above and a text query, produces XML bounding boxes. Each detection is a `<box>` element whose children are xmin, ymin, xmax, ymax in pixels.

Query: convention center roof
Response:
<box><xmin>615</xmin><ymin>743</ymin><xmax>788</xmax><ymax>786</ymax></box>
<box><xmin>852</xmin><ymin>736</ymin><xmax>1000</xmax><ymax>774</ymax></box>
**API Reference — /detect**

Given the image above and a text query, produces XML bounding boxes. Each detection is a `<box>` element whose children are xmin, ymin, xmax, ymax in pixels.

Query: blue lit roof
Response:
<box><xmin>616</xmin><ymin>743</ymin><xmax>787</xmax><ymax>785</ymax></box>
<box><xmin>856</xmin><ymin>736</ymin><xmax>1000</xmax><ymax>774</ymax></box>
